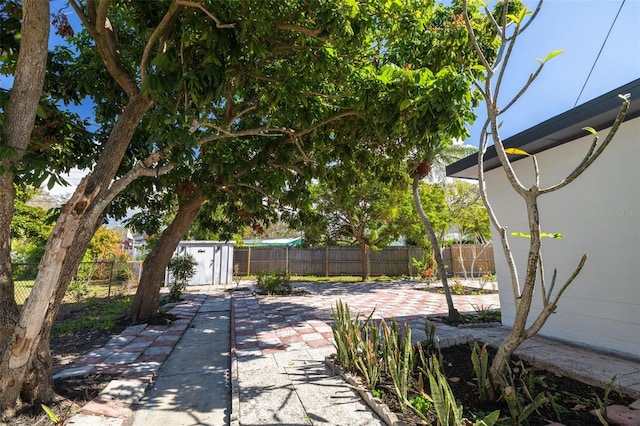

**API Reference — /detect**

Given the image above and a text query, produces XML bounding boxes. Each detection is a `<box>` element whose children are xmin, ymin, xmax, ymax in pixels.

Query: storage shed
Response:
<box><xmin>447</xmin><ymin>79</ymin><xmax>640</xmax><ymax>358</ymax></box>
<box><xmin>166</xmin><ymin>241</ymin><xmax>235</xmax><ymax>286</ymax></box>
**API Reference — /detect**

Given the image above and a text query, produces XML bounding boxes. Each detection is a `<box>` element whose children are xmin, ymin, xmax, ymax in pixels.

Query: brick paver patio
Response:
<box><xmin>231</xmin><ymin>281</ymin><xmax>500</xmax><ymax>355</ymax></box>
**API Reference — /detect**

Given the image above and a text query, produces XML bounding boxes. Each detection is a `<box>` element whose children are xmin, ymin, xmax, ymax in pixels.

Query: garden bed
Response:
<box><xmin>331</xmin><ymin>341</ymin><xmax>635</xmax><ymax>426</ymax></box>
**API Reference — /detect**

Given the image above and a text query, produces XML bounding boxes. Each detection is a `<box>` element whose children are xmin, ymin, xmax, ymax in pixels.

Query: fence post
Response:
<box><xmin>325</xmin><ymin>246</ymin><xmax>329</xmax><ymax>277</ymax></box>
<box><xmin>286</xmin><ymin>246</ymin><xmax>289</xmax><ymax>275</ymax></box>
<box><xmin>246</xmin><ymin>247</ymin><xmax>251</xmax><ymax>276</ymax></box>
<box><xmin>107</xmin><ymin>261</ymin><xmax>114</xmax><ymax>298</ymax></box>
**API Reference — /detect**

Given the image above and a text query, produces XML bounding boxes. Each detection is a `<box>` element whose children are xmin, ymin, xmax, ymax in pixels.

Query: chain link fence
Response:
<box><xmin>13</xmin><ymin>261</ymin><xmax>143</xmax><ymax>305</ymax></box>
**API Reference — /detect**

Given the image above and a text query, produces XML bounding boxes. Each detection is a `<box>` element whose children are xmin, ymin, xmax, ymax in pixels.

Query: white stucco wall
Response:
<box><xmin>485</xmin><ymin>117</ymin><xmax>640</xmax><ymax>358</ymax></box>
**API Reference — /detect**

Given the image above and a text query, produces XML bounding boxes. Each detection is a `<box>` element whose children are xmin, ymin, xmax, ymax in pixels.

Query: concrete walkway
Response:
<box><xmin>61</xmin><ymin>280</ymin><xmax>640</xmax><ymax>426</ymax></box>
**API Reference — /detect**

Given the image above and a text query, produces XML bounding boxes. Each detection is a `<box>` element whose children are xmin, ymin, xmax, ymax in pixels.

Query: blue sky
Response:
<box><xmin>465</xmin><ymin>0</ymin><xmax>640</xmax><ymax>146</ymax></box>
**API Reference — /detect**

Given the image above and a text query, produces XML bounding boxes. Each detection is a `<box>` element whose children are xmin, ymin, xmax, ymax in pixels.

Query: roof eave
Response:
<box><xmin>447</xmin><ymin>78</ymin><xmax>640</xmax><ymax>180</ymax></box>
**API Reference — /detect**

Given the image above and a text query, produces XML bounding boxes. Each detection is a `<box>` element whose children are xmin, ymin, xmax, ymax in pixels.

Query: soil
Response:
<box><xmin>374</xmin><ymin>343</ymin><xmax>635</xmax><ymax>425</ymax></box>
<box><xmin>5</xmin><ymin>307</ymin><xmax>130</xmax><ymax>425</ymax></box>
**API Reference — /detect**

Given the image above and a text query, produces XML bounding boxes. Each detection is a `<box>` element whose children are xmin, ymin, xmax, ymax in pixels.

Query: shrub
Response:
<box><xmin>256</xmin><ymin>272</ymin><xmax>291</xmax><ymax>295</ymax></box>
<box><xmin>115</xmin><ymin>264</ymin><xmax>137</xmax><ymax>291</ymax></box>
<box><xmin>167</xmin><ymin>254</ymin><xmax>197</xmax><ymax>301</ymax></box>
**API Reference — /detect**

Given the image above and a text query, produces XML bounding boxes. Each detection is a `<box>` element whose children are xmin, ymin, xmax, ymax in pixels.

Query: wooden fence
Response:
<box><xmin>233</xmin><ymin>245</ymin><xmax>494</xmax><ymax>277</ymax></box>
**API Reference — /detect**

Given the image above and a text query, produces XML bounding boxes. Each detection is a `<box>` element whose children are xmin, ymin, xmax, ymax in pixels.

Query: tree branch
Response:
<box><xmin>524</xmin><ymin>253</ymin><xmax>587</xmax><ymax>339</ymax></box>
<box><xmin>290</xmin><ymin>110</ymin><xmax>358</xmax><ymax>139</ymax></box>
<box><xmin>275</xmin><ymin>23</ymin><xmax>335</xmax><ymax>44</ymax></box>
<box><xmin>197</xmin><ymin>127</ymin><xmax>288</xmax><ymax>144</ymax></box>
<box><xmin>477</xmin><ymin>119</ymin><xmax>522</xmax><ymax>304</ymax></box>
<box><xmin>540</xmin><ymin>96</ymin><xmax>630</xmax><ymax>194</ymax></box>
<box><xmin>462</xmin><ymin>0</ymin><xmax>493</xmax><ymax>75</ymax></box>
<box><xmin>175</xmin><ymin>0</ymin><xmax>234</xmax><ymax>28</ymax></box>
<box><xmin>140</xmin><ymin>1</ymin><xmax>181</xmax><ymax>85</ymax></box>
<box><xmin>69</xmin><ymin>0</ymin><xmax>139</xmax><ymax>97</ymax></box>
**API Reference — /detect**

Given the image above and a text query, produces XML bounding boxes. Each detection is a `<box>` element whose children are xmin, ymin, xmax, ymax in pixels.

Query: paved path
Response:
<box><xmin>231</xmin><ymin>280</ymin><xmax>496</xmax><ymax>425</ymax></box>
<box><xmin>232</xmin><ymin>281</ymin><xmax>499</xmax><ymax>355</ymax></box>
<box><xmin>60</xmin><ymin>280</ymin><xmax>640</xmax><ymax>426</ymax></box>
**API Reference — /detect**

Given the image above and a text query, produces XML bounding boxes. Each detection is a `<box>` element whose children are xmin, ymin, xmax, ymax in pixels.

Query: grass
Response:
<box><xmin>289</xmin><ymin>275</ymin><xmax>404</xmax><ymax>283</ymax></box>
<box><xmin>51</xmin><ymin>295</ymin><xmax>133</xmax><ymax>339</ymax></box>
<box><xmin>13</xmin><ymin>279</ymin><xmax>134</xmax><ymax>338</ymax></box>
<box><xmin>15</xmin><ymin>280</ymin><xmax>129</xmax><ymax>305</ymax></box>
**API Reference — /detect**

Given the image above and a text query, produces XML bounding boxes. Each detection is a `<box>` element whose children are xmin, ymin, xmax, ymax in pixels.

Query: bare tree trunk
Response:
<box><xmin>412</xmin><ymin>177</ymin><xmax>460</xmax><ymax>322</ymax></box>
<box><xmin>0</xmin><ymin>0</ymin><xmax>50</xmax><ymax>364</ymax></box>
<box><xmin>130</xmin><ymin>187</ymin><xmax>206</xmax><ymax>322</ymax></box>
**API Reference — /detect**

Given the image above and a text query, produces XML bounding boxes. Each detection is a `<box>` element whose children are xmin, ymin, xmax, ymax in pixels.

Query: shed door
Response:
<box><xmin>189</xmin><ymin>246</ymin><xmax>214</xmax><ymax>285</ymax></box>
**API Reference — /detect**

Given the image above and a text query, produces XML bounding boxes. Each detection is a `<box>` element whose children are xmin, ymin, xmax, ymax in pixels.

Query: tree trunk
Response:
<box><xmin>0</xmin><ymin>93</ymin><xmax>153</xmax><ymax>414</ymax></box>
<box><xmin>490</xmin><ymin>196</ymin><xmax>542</xmax><ymax>380</ymax></box>
<box><xmin>412</xmin><ymin>177</ymin><xmax>460</xmax><ymax>322</ymax></box>
<box><xmin>0</xmin><ymin>1</ymin><xmax>50</xmax><ymax>416</ymax></box>
<box><xmin>0</xmin><ymin>0</ymin><xmax>50</xmax><ymax>364</ymax></box>
<box><xmin>130</xmin><ymin>188</ymin><xmax>206</xmax><ymax>322</ymax></box>
<box><xmin>23</xmin><ymin>217</ymin><xmax>103</xmax><ymax>405</ymax></box>
<box><xmin>358</xmin><ymin>240</ymin><xmax>369</xmax><ymax>281</ymax></box>
<box><xmin>0</xmin><ymin>177</ymin><xmax>19</xmax><ymax>357</ymax></box>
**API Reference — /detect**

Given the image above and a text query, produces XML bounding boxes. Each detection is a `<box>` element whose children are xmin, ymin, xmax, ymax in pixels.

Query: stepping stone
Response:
<box><xmin>590</xmin><ymin>404</ymin><xmax>640</xmax><ymax>426</ymax></box>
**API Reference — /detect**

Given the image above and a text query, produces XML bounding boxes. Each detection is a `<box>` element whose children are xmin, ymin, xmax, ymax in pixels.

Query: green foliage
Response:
<box><xmin>471</xmin><ymin>342</ymin><xmax>494</xmax><ymax>402</ymax></box>
<box><xmin>255</xmin><ymin>272</ymin><xmax>292</xmax><ymax>295</ymax></box>
<box><xmin>10</xmin><ymin>186</ymin><xmax>55</xmax><ymax>267</ymax></box>
<box><xmin>403</xmin><ymin>182</ymin><xmax>451</xmax><ymax>248</ymax></box>
<box><xmin>451</xmin><ymin>279</ymin><xmax>465</xmax><ymax>295</ymax></box>
<box><xmin>409</xmin><ymin>395</ymin><xmax>433</xmax><ymax>417</ymax></box>
<box><xmin>470</xmin><ymin>304</ymin><xmax>501</xmax><ymax>324</ymax></box>
<box><xmin>299</xmin><ymin>161</ymin><xmax>411</xmax><ymax>249</ymax></box>
<box><xmin>167</xmin><ymin>254</ymin><xmax>197</xmax><ymax>301</ymax></box>
<box><xmin>500</xmin><ymin>361</ymin><xmax>549</xmax><ymax>426</ymax></box>
<box><xmin>330</xmin><ymin>301</ymin><xmax>509</xmax><ymax>424</ymax></box>
<box><xmin>592</xmin><ymin>375</ymin><xmax>617</xmax><ymax>425</ymax></box>
<box><xmin>423</xmin><ymin>320</ymin><xmax>438</xmax><ymax>353</ymax></box>
<box><xmin>40</xmin><ymin>404</ymin><xmax>64</xmax><ymax>425</ymax></box>
<box><xmin>381</xmin><ymin>319</ymin><xmax>415</xmax><ymax>413</ymax></box>
<box><xmin>66</xmin><ymin>281</ymin><xmax>90</xmax><ymax>303</ymax></box>
<box><xmin>422</xmin><ymin>355</ymin><xmax>465</xmax><ymax>426</ymax></box>
<box><xmin>331</xmin><ymin>300</ymin><xmax>361</xmax><ymax>373</ymax></box>
<box><xmin>445</xmin><ymin>181</ymin><xmax>491</xmax><ymax>245</ymax></box>
<box><xmin>411</xmin><ymin>252</ymin><xmax>437</xmax><ymax>281</ymax></box>
<box><xmin>115</xmin><ymin>263</ymin><xmax>137</xmax><ymax>290</ymax></box>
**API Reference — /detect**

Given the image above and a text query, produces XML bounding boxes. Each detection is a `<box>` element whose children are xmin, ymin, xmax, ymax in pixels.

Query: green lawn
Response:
<box><xmin>15</xmin><ymin>280</ymin><xmax>127</xmax><ymax>305</ymax></box>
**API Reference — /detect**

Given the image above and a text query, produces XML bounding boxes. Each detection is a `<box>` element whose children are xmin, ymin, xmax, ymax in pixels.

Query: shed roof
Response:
<box><xmin>446</xmin><ymin>78</ymin><xmax>640</xmax><ymax>179</ymax></box>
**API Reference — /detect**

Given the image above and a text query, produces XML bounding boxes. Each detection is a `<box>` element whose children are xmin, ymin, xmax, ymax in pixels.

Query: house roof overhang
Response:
<box><xmin>446</xmin><ymin>78</ymin><xmax>640</xmax><ymax>180</ymax></box>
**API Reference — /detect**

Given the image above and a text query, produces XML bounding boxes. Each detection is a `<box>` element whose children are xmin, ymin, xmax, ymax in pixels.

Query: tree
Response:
<box><xmin>401</xmin><ymin>182</ymin><xmax>451</xmax><ymax>249</ymax></box>
<box><xmin>5</xmin><ymin>0</ymin><xmax>361</xmax><ymax>407</ymax></box>
<box><xmin>0</xmin><ymin>0</ymin><xmax>50</xmax><ymax>412</ymax></box>
<box><xmin>129</xmin><ymin>183</ymin><xmax>206</xmax><ymax>322</ymax></box>
<box><xmin>0</xmin><ymin>0</ymin><xmax>495</xmax><ymax>413</ymax></box>
<box><xmin>123</xmin><ymin>0</ymin><xmax>383</xmax><ymax>321</ymax></box>
<box><xmin>461</xmin><ymin>0</ymin><xmax>630</xmax><ymax>383</ymax></box>
<box><xmin>410</xmin><ymin>141</ymin><xmax>476</xmax><ymax>322</ymax></box>
<box><xmin>1</xmin><ymin>0</ymin><xmax>182</xmax><ymax>411</ymax></box>
<box><xmin>446</xmin><ymin>181</ymin><xmax>491</xmax><ymax>279</ymax></box>
<box><xmin>302</xmin><ymin>161</ymin><xmax>411</xmax><ymax>281</ymax></box>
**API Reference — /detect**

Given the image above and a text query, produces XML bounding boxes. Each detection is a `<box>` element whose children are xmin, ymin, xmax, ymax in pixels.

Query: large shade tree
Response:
<box><xmin>0</xmin><ymin>0</ymin><xmax>497</xmax><ymax>414</ymax></box>
<box><xmin>0</xmin><ymin>0</ymin><xmax>377</xmax><ymax>413</ymax></box>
